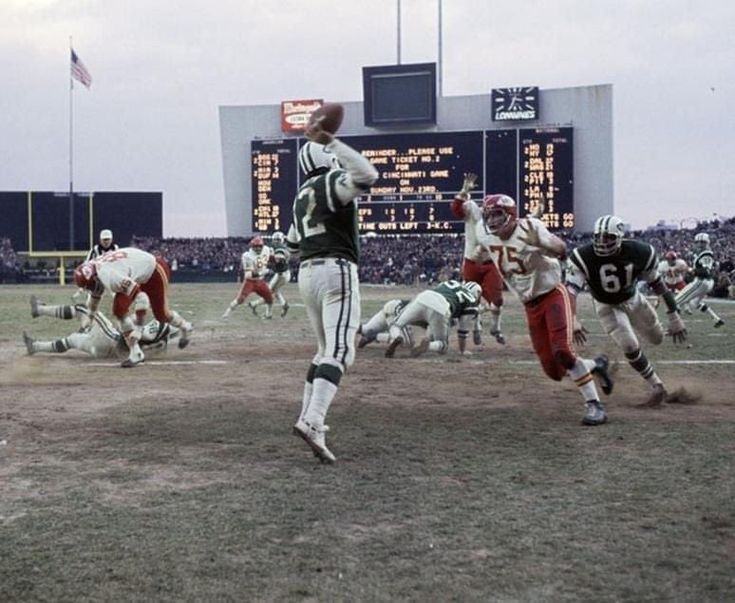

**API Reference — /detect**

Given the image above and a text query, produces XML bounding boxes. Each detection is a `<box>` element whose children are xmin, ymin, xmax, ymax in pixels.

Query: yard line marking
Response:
<box><xmin>87</xmin><ymin>360</ymin><xmax>229</xmax><ymax>367</ymax></box>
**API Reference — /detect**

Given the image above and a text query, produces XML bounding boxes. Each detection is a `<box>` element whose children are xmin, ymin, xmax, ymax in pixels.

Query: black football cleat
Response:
<box><xmin>592</xmin><ymin>354</ymin><xmax>614</xmax><ymax>395</ymax></box>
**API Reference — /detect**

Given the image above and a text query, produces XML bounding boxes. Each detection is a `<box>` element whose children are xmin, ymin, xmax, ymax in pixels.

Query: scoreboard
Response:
<box><xmin>252</xmin><ymin>127</ymin><xmax>573</xmax><ymax>234</ymax></box>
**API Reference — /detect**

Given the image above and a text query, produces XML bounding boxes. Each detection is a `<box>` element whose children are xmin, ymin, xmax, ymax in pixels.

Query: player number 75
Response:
<box><xmin>489</xmin><ymin>245</ymin><xmax>527</xmax><ymax>275</ymax></box>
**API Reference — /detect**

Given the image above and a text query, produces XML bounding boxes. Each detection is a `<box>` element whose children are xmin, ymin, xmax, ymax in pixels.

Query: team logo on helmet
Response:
<box><xmin>73</xmin><ymin>262</ymin><xmax>97</xmax><ymax>290</ymax></box>
<box><xmin>592</xmin><ymin>215</ymin><xmax>625</xmax><ymax>256</ymax></box>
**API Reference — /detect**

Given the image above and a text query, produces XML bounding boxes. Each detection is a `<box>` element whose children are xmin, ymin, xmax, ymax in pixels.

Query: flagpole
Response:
<box><xmin>69</xmin><ymin>35</ymin><xmax>75</xmax><ymax>252</ymax></box>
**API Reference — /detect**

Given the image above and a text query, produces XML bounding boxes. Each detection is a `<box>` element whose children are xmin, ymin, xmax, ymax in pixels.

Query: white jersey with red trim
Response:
<box><xmin>457</xmin><ymin>200</ymin><xmax>491</xmax><ymax>262</ymax></box>
<box><xmin>242</xmin><ymin>246</ymin><xmax>272</xmax><ymax>279</ymax></box>
<box><xmin>657</xmin><ymin>259</ymin><xmax>688</xmax><ymax>287</ymax></box>
<box><xmin>93</xmin><ymin>247</ymin><xmax>156</xmax><ymax>295</ymax></box>
<box><xmin>474</xmin><ymin>217</ymin><xmax>562</xmax><ymax>303</ymax></box>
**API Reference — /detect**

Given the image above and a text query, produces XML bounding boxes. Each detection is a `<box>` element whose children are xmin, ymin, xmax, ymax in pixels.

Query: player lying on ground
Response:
<box><xmin>384</xmin><ymin>280</ymin><xmax>482</xmax><ymax>358</ymax></box>
<box><xmin>357</xmin><ymin>298</ymin><xmax>413</xmax><ymax>348</ymax></box>
<box><xmin>566</xmin><ymin>215</ymin><xmax>688</xmax><ymax>406</ymax></box>
<box><xmin>475</xmin><ymin>194</ymin><xmax>613</xmax><ymax>426</ymax></box>
<box><xmin>250</xmin><ymin>231</ymin><xmax>291</xmax><ymax>317</ymax></box>
<box><xmin>450</xmin><ymin>172</ymin><xmax>506</xmax><ymax>345</ymax></box>
<box><xmin>222</xmin><ymin>237</ymin><xmax>275</xmax><ymax>319</ymax></box>
<box><xmin>23</xmin><ymin>294</ymin><xmax>179</xmax><ymax>358</ymax></box>
<box><xmin>74</xmin><ymin>247</ymin><xmax>192</xmax><ymax>368</ymax></box>
<box><xmin>674</xmin><ymin>232</ymin><xmax>725</xmax><ymax>328</ymax></box>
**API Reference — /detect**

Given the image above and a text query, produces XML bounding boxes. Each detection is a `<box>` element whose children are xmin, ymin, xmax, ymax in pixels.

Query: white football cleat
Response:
<box><xmin>121</xmin><ymin>345</ymin><xmax>145</xmax><ymax>368</ymax></box>
<box><xmin>293</xmin><ymin>418</ymin><xmax>336</xmax><ymax>464</ymax></box>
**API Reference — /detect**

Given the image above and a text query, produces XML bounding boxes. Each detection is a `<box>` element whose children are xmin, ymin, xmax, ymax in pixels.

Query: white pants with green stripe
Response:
<box><xmin>298</xmin><ymin>258</ymin><xmax>361</xmax><ymax>372</ymax></box>
<box><xmin>594</xmin><ymin>289</ymin><xmax>663</xmax><ymax>354</ymax></box>
<box><xmin>675</xmin><ymin>278</ymin><xmax>713</xmax><ymax>310</ymax></box>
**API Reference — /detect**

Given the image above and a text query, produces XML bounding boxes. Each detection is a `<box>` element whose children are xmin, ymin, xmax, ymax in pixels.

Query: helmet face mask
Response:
<box><xmin>592</xmin><ymin>215</ymin><xmax>625</xmax><ymax>256</ymax></box>
<box><xmin>694</xmin><ymin>232</ymin><xmax>710</xmax><ymax>251</ymax></box>
<box><xmin>482</xmin><ymin>194</ymin><xmax>517</xmax><ymax>239</ymax></box>
<box><xmin>665</xmin><ymin>251</ymin><xmax>677</xmax><ymax>265</ymax></box>
<box><xmin>272</xmin><ymin>231</ymin><xmax>285</xmax><ymax>244</ymax></box>
<box><xmin>250</xmin><ymin>236</ymin><xmax>264</xmax><ymax>254</ymax></box>
<box><xmin>298</xmin><ymin>142</ymin><xmax>341</xmax><ymax>178</ymax></box>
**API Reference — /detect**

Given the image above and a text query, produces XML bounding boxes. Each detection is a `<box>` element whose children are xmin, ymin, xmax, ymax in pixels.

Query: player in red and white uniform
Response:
<box><xmin>450</xmin><ymin>173</ymin><xmax>505</xmax><ymax>345</ymax></box>
<box><xmin>222</xmin><ymin>237</ymin><xmax>275</xmax><ymax>319</ymax></box>
<box><xmin>73</xmin><ymin>247</ymin><xmax>193</xmax><ymax>367</ymax></box>
<box><xmin>658</xmin><ymin>251</ymin><xmax>688</xmax><ymax>292</ymax></box>
<box><xmin>474</xmin><ymin>194</ymin><xmax>613</xmax><ymax>426</ymax></box>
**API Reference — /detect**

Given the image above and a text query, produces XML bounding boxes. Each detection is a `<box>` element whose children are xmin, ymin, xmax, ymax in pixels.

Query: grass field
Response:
<box><xmin>1</xmin><ymin>282</ymin><xmax>734</xmax><ymax>601</ymax></box>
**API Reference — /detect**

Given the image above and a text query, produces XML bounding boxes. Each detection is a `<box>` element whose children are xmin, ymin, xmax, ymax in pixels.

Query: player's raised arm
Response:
<box><xmin>518</xmin><ymin>217</ymin><xmax>567</xmax><ymax>259</ymax></box>
<box><xmin>450</xmin><ymin>173</ymin><xmax>481</xmax><ymax>221</ymax></box>
<box><xmin>304</xmin><ymin>120</ymin><xmax>378</xmax><ymax>204</ymax></box>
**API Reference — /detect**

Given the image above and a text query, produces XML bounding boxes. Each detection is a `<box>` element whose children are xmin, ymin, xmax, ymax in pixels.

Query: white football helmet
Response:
<box><xmin>463</xmin><ymin>281</ymin><xmax>483</xmax><ymax>304</ymax></box>
<box><xmin>694</xmin><ymin>232</ymin><xmax>710</xmax><ymax>250</ymax></box>
<box><xmin>592</xmin><ymin>215</ymin><xmax>626</xmax><ymax>256</ymax></box>
<box><xmin>298</xmin><ymin>141</ymin><xmax>341</xmax><ymax>177</ymax></box>
<box><xmin>272</xmin><ymin>231</ymin><xmax>285</xmax><ymax>244</ymax></box>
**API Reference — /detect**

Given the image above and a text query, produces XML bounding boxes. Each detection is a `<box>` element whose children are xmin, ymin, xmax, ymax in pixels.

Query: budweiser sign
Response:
<box><xmin>281</xmin><ymin>99</ymin><xmax>323</xmax><ymax>133</ymax></box>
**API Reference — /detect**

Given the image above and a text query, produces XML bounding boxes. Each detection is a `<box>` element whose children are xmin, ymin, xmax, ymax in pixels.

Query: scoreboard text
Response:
<box><xmin>251</xmin><ymin>127</ymin><xmax>573</xmax><ymax>234</ymax></box>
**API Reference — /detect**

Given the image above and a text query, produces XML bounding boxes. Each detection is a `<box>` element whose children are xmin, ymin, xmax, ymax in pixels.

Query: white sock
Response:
<box><xmin>568</xmin><ymin>357</ymin><xmax>600</xmax><ymax>402</ymax></box>
<box><xmin>305</xmin><ymin>378</ymin><xmax>338</xmax><ymax>427</ymax></box>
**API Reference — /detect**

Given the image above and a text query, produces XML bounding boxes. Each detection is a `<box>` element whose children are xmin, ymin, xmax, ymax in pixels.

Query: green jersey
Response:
<box><xmin>433</xmin><ymin>280</ymin><xmax>480</xmax><ymax>318</ymax></box>
<box><xmin>292</xmin><ymin>169</ymin><xmax>359</xmax><ymax>264</ymax></box>
<box><xmin>569</xmin><ymin>240</ymin><xmax>658</xmax><ymax>305</ymax></box>
<box><xmin>271</xmin><ymin>242</ymin><xmax>290</xmax><ymax>273</ymax></box>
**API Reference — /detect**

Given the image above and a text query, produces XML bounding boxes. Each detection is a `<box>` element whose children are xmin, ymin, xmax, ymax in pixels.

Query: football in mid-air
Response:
<box><xmin>308</xmin><ymin>103</ymin><xmax>344</xmax><ymax>134</ymax></box>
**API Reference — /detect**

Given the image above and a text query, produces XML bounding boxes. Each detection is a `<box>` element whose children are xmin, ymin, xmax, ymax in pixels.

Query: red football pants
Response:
<box><xmin>113</xmin><ymin>257</ymin><xmax>173</xmax><ymax>323</ymax></box>
<box><xmin>238</xmin><ymin>278</ymin><xmax>273</xmax><ymax>304</ymax></box>
<box><xmin>666</xmin><ymin>281</ymin><xmax>686</xmax><ymax>292</ymax></box>
<box><xmin>524</xmin><ymin>286</ymin><xmax>576</xmax><ymax>381</ymax></box>
<box><xmin>462</xmin><ymin>258</ymin><xmax>504</xmax><ymax>307</ymax></box>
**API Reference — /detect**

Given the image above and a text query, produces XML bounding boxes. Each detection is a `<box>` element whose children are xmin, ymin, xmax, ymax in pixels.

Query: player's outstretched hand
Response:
<box><xmin>667</xmin><ymin>311</ymin><xmax>687</xmax><ymax>344</ymax></box>
<box><xmin>305</xmin><ymin>119</ymin><xmax>334</xmax><ymax>146</ymax></box>
<box><xmin>459</xmin><ymin>173</ymin><xmax>478</xmax><ymax>198</ymax></box>
<box><xmin>573</xmin><ymin>317</ymin><xmax>588</xmax><ymax>345</ymax></box>
<box><xmin>517</xmin><ymin>220</ymin><xmax>540</xmax><ymax>248</ymax></box>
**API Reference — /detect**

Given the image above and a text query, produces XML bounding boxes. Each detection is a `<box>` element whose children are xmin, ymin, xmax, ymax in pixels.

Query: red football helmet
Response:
<box><xmin>73</xmin><ymin>262</ymin><xmax>97</xmax><ymax>290</ymax></box>
<box><xmin>665</xmin><ymin>250</ymin><xmax>678</xmax><ymax>264</ymax></box>
<box><xmin>482</xmin><ymin>194</ymin><xmax>517</xmax><ymax>239</ymax></box>
<box><xmin>250</xmin><ymin>236</ymin><xmax>264</xmax><ymax>252</ymax></box>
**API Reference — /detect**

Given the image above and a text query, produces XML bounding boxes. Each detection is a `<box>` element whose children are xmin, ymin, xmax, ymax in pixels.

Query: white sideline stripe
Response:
<box><xmin>87</xmin><ymin>360</ymin><xmax>229</xmax><ymax>367</ymax></box>
<box><xmin>507</xmin><ymin>359</ymin><xmax>735</xmax><ymax>366</ymax></box>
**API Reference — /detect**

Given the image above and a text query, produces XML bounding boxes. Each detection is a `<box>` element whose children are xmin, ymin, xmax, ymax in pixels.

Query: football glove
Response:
<box><xmin>667</xmin><ymin>311</ymin><xmax>687</xmax><ymax>344</ymax></box>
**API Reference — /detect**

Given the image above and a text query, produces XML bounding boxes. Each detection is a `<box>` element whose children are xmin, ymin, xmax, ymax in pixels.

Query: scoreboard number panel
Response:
<box><xmin>518</xmin><ymin>127</ymin><xmax>574</xmax><ymax>230</ymax></box>
<box><xmin>251</xmin><ymin>127</ymin><xmax>574</xmax><ymax>234</ymax></box>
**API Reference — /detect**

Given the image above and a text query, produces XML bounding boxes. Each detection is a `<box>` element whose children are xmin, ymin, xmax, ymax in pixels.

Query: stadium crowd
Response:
<box><xmin>3</xmin><ymin>219</ymin><xmax>735</xmax><ymax>296</ymax></box>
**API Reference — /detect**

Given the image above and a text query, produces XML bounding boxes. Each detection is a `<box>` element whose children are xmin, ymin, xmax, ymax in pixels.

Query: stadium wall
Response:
<box><xmin>219</xmin><ymin>84</ymin><xmax>612</xmax><ymax>236</ymax></box>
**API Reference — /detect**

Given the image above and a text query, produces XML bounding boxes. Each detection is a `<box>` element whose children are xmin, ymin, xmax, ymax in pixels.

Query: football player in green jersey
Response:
<box><xmin>675</xmin><ymin>232</ymin><xmax>725</xmax><ymax>328</ymax></box>
<box><xmin>567</xmin><ymin>215</ymin><xmax>687</xmax><ymax>406</ymax></box>
<box><xmin>286</xmin><ymin>119</ymin><xmax>379</xmax><ymax>463</ymax></box>
<box><xmin>384</xmin><ymin>280</ymin><xmax>482</xmax><ymax>358</ymax></box>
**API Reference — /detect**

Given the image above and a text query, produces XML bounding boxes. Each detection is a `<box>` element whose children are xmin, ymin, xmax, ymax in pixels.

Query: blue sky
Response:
<box><xmin>1</xmin><ymin>0</ymin><xmax>733</xmax><ymax>235</ymax></box>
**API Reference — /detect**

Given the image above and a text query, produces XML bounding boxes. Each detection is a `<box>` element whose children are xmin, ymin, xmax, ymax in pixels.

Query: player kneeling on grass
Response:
<box><xmin>475</xmin><ymin>194</ymin><xmax>613</xmax><ymax>426</ymax></box>
<box><xmin>73</xmin><ymin>247</ymin><xmax>192</xmax><ymax>368</ymax></box>
<box><xmin>385</xmin><ymin>280</ymin><xmax>482</xmax><ymax>358</ymax></box>
<box><xmin>566</xmin><ymin>215</ymin><xmax>687</xmax><ymax>406</ymax></box>
<box><xmin>23</xmin><ymin>293</ymin><xmax>179</xmax><ymax>358</ymax></box>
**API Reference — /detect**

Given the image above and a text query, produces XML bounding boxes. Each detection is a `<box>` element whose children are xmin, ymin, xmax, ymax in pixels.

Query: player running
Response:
<box><xmin>385</xmin><ymin>280</ymin><xmax>482</xmax><ymax>358</ymax></box>
<box><xmin>658</xmin><ymin>251</ymin><xmax>688</xmax><ymax>293</ymax></box>
<box><xmin>73</xmin><ymin>247</ymin><xmax>192</xmax><ymax>367</ymax></box>
<box><xmin>450</xmin><ymin>173</ymin><xmax>505</xmax><ymax>345</ymax></box>
<box><xmin>222</xmin><ymin>237</ymin><xmax>275</xmax><ymax>319</ymax></box>
<box><xmin>23</xmin><ymin>294</ymin><xmax>179</xmax><ymax>358</ymax></box>
<box><xmin>287</xmin><ymin>118</ymin><xmax>379</xmax><ymax>463</ymax></box>
<box><xmin>567</xmin><ymin>215</ymin><xmax>687</xmax><ymax>406</ymax></box>
<box><xmin>675</xmin><ymin>233</ymin><xmax>725</xmax><ymax>327</ymax></box>
<box><xmin>250</xmin><ymin>231</ymin><xmax>291</xmax><ymax>317</ymax></box>
<box><xmin>475</xmin><ymin>194</ymin><xmax>613</xmax><ymax>426</ymax></box>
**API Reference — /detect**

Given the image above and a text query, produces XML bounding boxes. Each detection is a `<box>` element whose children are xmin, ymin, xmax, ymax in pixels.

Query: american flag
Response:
<box><xmin>71</xmin><ymin>49</ymin><xmax>92</xmax><ymax>88</ymax></box>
